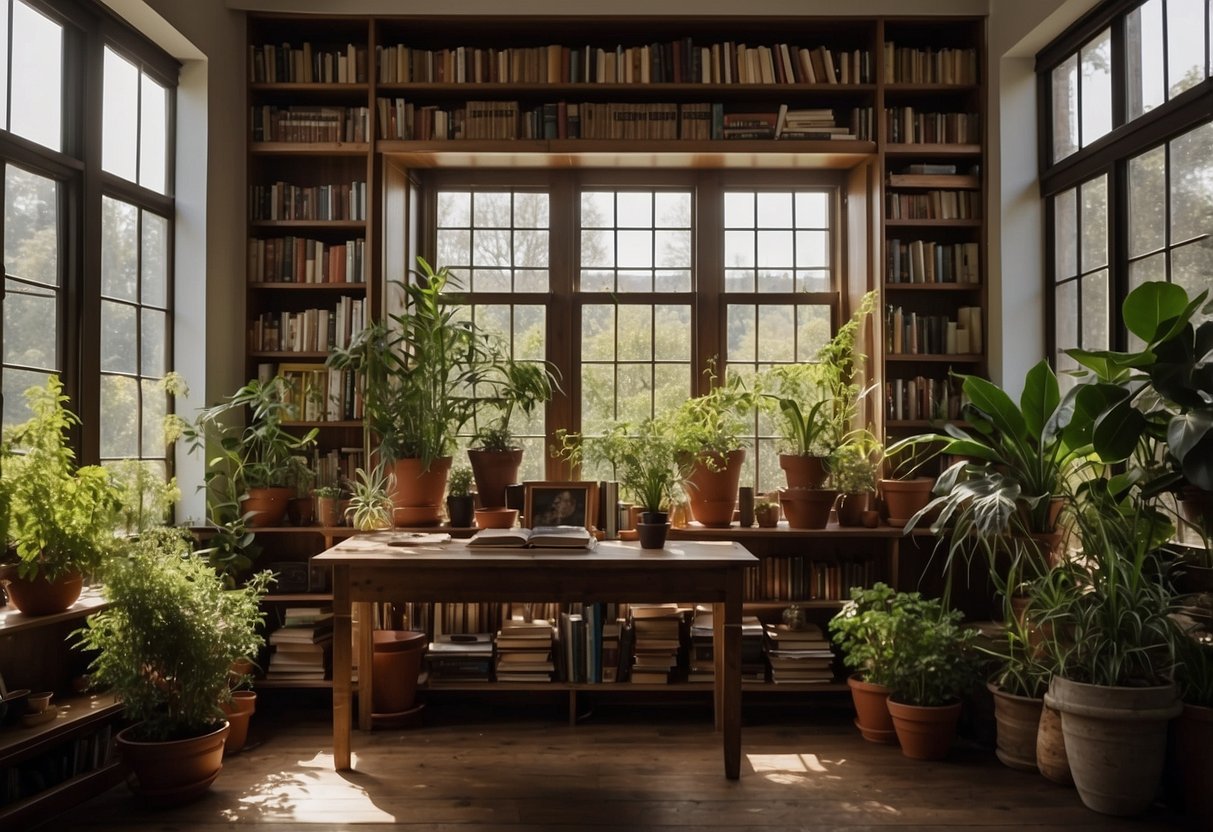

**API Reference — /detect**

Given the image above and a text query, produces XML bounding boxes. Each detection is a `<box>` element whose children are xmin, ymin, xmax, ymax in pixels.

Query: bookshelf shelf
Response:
<box><xmin>250</xmin><ymin>81</ymin><xmax>369</xmax><ymax>93</ymax></box>
<box><xmin>0</xmin><ymin>587</ymin><xmax>106</xmax><ymax>635</ymax></box>
<box><xmin>884</xmin><ymin>353</ymin><xmax>982</xmax><ymax>363</ymax></box>
<box><xmin>250</xmin><ymin>219</ymin><xmax>367</xmax><ymax>230</ymax></box>
<box><xmin>887</xmin><ymin>174</ymin><xmax>980</xmax><ymax>189</ymax></box>
<box><xmin>883</xmin><ymin>282</ymin><xmax>980</xmax><ymax>292</ymax></box>
<box><xmin>884</xmin><ymin>218</ymin><xmax>982</xmax><ymax>228</ymax></box>
<box><xmin>884</xmin><ymin>143</ymin><xmax>981</xmax><ymax>157</ymax></box>
<box><xmin>376</xmin><ymin>81</ymin><xmax>878</xmax><ymax>96</ymax></box>
<box><xmin>250</xmin><ymin>141</ymin><xmax>372</xmax><ymax>156</ymax></box>
<box><xmin>248</xmin><ymin>281</ymin><xmax>367</xmax><ymax>292</ymax></box>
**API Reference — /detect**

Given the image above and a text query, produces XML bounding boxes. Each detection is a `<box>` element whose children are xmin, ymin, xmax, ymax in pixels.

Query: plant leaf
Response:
<box><xmin>1123</xmin><ymin>281</ymin><xmax>1189</xmax><ymax>343</ymax></box>
<box><xmin>1021</xmin><ymin>360</ymin><xmax>1060</xmax><ymax>439</ymax></box>
<box><xmin>1092</xmin><ymin>399</ymin><xmax>1147</xmax><ymax>462</ymax></box>
<box><xmin>962</xmin><ymin>374</ymin><xmax>1027</xmax><ymax>443</ymax></box>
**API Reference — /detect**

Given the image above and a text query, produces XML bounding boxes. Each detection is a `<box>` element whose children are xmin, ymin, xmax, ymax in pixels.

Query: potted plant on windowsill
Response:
<box><xmin>467</xmin><ymin>358</ymin><xmax>559</xmax><ymax>510</ymax></box>
<box><xmin>72</xmin><ymin>528</ymin><xmax>272</xmax><ymax>804</ymax></box>
<box><xmin>0</xmin><ymin>376</ymin><xmax>121</xmax><ymax>615</ymax></box>
<box><xmin>445</xmin><ymin>465</ymin><xmax>476</xmax><ymax>529</ymax></box>
<box><xmin>313</xmin><ymin>485</ymin><xmax>345</xmax><ymax>528</ymax></box>
<box><xmin>328</xmin><ymin>258</ymin><xmax>496</xmax><ymax>527</ymax></box>
<box><xmin>828</xmin><ymin>430</ymin><xmax>883</xmax><ymax>527</ymax></box>
<box><xmin>664</xmin><ymin>362</ymin><xmax>756</xmax><ymax>528</ymax></box>
<box><xmin>828</xmin><ymin>582</ymin><xmax>903</xmax><ymax>745</ymax></box>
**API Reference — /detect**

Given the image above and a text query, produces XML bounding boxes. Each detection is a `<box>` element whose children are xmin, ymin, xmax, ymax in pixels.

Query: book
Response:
<box><xmin>467</xmin><ymin>525</ymin><xmax>597</xmax><ymax>550</ymax></box>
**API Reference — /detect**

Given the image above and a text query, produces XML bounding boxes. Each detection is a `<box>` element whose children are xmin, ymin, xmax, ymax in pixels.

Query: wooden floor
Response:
<box><xmin>56</xmin><ymin>694</ymin><xmax>1185</xmax><ymax>831</ymax></box>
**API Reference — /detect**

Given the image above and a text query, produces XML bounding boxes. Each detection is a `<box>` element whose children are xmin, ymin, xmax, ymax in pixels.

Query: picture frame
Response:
<box><xmin>270</xmin><ymin>560</ymin><xmax>311</xmax><ymax>593</ymax></box>
<box><xmin>523</xmin><ymin>481</ymin><xmax>599</xmax><ymax>530</ymax></box>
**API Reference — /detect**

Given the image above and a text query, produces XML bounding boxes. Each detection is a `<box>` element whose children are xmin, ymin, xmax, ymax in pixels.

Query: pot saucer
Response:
<box><xmin>371</xmin><ymin>701</ymin><xmax>425</xmax><ymax>729</ymax></box>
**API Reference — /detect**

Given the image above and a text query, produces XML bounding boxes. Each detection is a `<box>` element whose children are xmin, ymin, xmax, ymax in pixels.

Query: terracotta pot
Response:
<box><xmin>636</xmin><ymin>521</ymin><xmax>670</xmax><ymax>550</ymax></box>
<box><xmin>315</xmin><ymin>496</ymin><xmax>344</xmax><ymax>528</ymax></box>
<box><xmin>1036</xmin><ymin>702</ymin><xmax>1072</xmax><ymax>785</ymax></box>
<box><xmin>389</xmin><ymin>457</ymin><xmax>451</xmax><ymax>527</ymax></box>
<box><xmin>1045</xmin><ymin>676</ymin><xmax>1181</xmax><ymax>815</ymax></box>
<box><xmin>754</xmin><ymin>504</ymin><xmax>781</xmax><ymax>528</ymax></box>
<box><xmin>847</xmin><ymin>675</ymin><xmax>897</xmax><ymax>744</ymax></box>
<box><xmin>286</xmin><ymin>496</ymin><xmax>315</xmax><ymax>526</ymax></box>
<box><xmin>779</xmin><ymin>488</ymin><xmax>837</xmax><ymax>529</ymax></box>
<box><xmin>887</xmin><ymin>698</ymin><xmax>962</xmax><ymax>760</ymax></box>
<box><xmin>989</xmin><ymin>682</ymin><xmax>1043</xmax><ymax>773</ymax></box>
<box><xmin>879</xmin><ymin>477</ymin><xmax>935</xmax><ymax>527</ymax></box>
<box><xmin>684</xmin><ymin>449</ymin><xmax>745</xmax><ymax>528</ymax></box>
<box><xmin>220</xmin><ymin>691</ymin><xmax>257</xmax><ymax>755</ymax></box>
<box><xmin>1</xmin><ymin>569</ymin><xmax>84</xmax><ymax>616</ymax></box>
<box><xmin>241</xmin><ymin>486</ymin><xmax>295</xmax><ymax>527</ymax></box>
<box><xmin>117</xmin><ymin>720</ymin><xmax>230</xmax><ymax>805</ymax></box>
<box><xmin>467</xmin><ymin>448</ymin><xmax>523</xmax><ymax>509</ymax></box>
<box><xmin>834</xmin><ymin>492</ymin><xmax>869</xmax><ymax>527</ymax></box>
<box><xmin>1179</xmin><ymin>485</ymin><xmax>1212</xmax><ymax>537</ymax></box>
<box><xmin>1175</xmin><ymin>703</ymin><xmax>1213</xmax><ymax>824</ymax></box>
<box><xmin>780</xmin><ymin>453</ymin><xmax>829</xmax><ymax>489</ymax></box>
<box><xmin>446</xmin><ymin>495</ymin><xmax>476</xmax><ymax>528</ymax></box>
<box><xmin>475</xmin><ymin>507</ymin><xmax>518</xmax><ymax>529</ymax></box>
<box><xmin>372</xmin><ymin>630</ymin><xmax>427</xmax><ymax>716</ymax></box>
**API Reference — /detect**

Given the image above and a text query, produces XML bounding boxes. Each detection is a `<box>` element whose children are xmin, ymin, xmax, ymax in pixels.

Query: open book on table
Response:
<box><xmin>466</xmin><ymin>525</ymin><xmax>597</xmax><ymax>550</ymax></box>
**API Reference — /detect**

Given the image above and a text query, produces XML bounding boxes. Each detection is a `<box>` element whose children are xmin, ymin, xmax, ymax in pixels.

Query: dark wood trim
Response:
<box><xmin>1035</xmin><ymin>0</ymin><xmax>1141</xmax><ymax>73</ymax></box>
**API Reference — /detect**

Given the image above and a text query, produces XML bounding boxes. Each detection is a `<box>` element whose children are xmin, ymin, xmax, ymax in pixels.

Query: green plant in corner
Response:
<box><xmin>345</xmin><ymin>466</ymin><xmax>395</xmax><ymax>531</ymax></box>
<box><xmin>884</xmin><ymin>591</ymin><xmax>980</xmax><ymax>707</ymax></box>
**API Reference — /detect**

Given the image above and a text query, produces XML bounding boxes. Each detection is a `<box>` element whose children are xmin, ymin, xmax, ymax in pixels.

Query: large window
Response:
<box><xmin>0</xmin><ymin>1</ymin><xmax>176</xmax><ymax>473</ymax></box>
<box><xmin>1041</xmin><ymin>0</ymin><xmax>1213</xmax><ymax>371</ymax></box>
<box><xmin>425</xmin><ymin>172</ymin><xmax>842</xmax><ymax>495</ymax></box>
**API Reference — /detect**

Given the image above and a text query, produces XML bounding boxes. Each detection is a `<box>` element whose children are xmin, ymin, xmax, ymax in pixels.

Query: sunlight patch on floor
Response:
<box><xmin>218</xmin><ymin>751</ymin><xmax>396</xmax><ymax>823</ymax></box>
<box><xmin>747</xmin><ymin>752</ymin><xmax>846</xmax><ymax>785</ymax></box>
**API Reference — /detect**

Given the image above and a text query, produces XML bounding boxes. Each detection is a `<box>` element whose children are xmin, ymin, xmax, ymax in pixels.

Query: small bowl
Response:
<box><xmin>21</xmin><ymin>705</ymin><xmax>58</xmax><ymax>727</ymax></box>
<box><xmin>0</xmin><ymin>689</ymin><xmax>30</xmax><ymax>725</ymax></box>
<box><xmin>27</xmin><ymin>691</ymin><xmax>53</xmax><ymax>713</ymax></box>
<box><xmin>474</xmin><ymin>507</ymin><xmax>518</xmax><ymax>529</ymax></box>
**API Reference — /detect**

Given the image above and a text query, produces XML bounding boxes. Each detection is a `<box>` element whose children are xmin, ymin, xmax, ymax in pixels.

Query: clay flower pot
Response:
<box><xmin>780</xmin><ymin>453</ymin><xmax>829</xmax><ymax>489</ymax></box>
<box><xmin>685</xmin><ymin>449</ymin><xmax>745</xmax><ymax>527</ymax></box>
<box><xmin>1</xmin><ymin>569</ymin><xmax>84</xmax><ymax>616</ymax></box>
<box><xmin>467</xmin><ymin>448</ymin><xmax>523</xmax><ymax>510</ymax></box>
<box><xmin>779</xmin><ymin>488</ymin><xmax>837</xmax><ymax>529</ymax></box>
<box><xmin>240</xmin><ymin>486</ymin><xmax>295</xmax><ymax>527</ymax></box>
<box><xmin>389</xmin><ymin>456</ymin><xmax>451</xmax><ymax>527</ymax></box>
<box><xmin>636</xmin><ymin>521</ymin><xmax>671</xmax><ymax>550</ymax></box>
<box><xmin>879</xmin><ymin>477</ymin><xmax>935</xmax><ymax>527</ymax></box>
<box><xmin>887</xmin><ymin>698</ymin><xmax>962</xmax><ymax>760</ymax></box>
<box><xmin>475</xmin><ymin>507</ymin><xmax>518</xmax><ymax>529</ymax></box>
<box><xmin>847</xmin><ymin>675</ymin><xmax>897</xmax><ymax>744</ymax></box>
<box><xmin>117</xmin><ymin>721</ymin><xmax>230</xmax><ymax>805</ymax></box>
<box><xmin>221</xmin><ymin>690</ymin><xmax>257</xmax><ymax>755</ymax></box>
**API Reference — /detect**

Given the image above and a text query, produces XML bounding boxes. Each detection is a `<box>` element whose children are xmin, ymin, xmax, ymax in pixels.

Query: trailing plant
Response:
<box><xmin>447</xmin><ymin>465</ymin><xmax>474</xmax><ymax>498</ymax></box>
<box><xmin>327</xmin><ymin>257</ymin><xmax>497</xmax><ymax>468</ymax></box>
<box><xmin>3</xmin><ymin>376</ymin><xmax>121</xmax><ymax>581</ymax></box>
<box><xmin>73</xmin><ymin>527</ymin><xmax>272</xmax><ymax>741</ymax></box>
<box><xmin>555</xmin><ymin>420</ymin><xmax>687</xmax><ymax>514</ymax></box>
<box><xmin>663</xmin><ymin>359</ymin><xmax>757</xmax><ymax>460</ymax></box>
<box><xmin>345</xmin><ymin>466</ymin><xmax>395</xmax><ymax>531</ymax></box>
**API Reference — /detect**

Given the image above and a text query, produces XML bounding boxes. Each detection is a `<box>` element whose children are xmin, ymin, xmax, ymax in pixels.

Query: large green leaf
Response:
<box><xmin>1167</xmin><ymin>410</ymin><xmax>1213</xmax><ymax>462</ymax></box>
<box><xmin>1065</xmin><ymin>347</ymin><xmax>1152</xmax><ymax>382</ymax></box>
<box><xmin>1020</xmin><ymin>361</ymin><xmax>1060</xmax><ymax>439</ymax></box>
<box><xmin>1065</xmin><ymin>383</ymin><xmax>1127</xmax><ymax>450</ymax></box>
<box><xmin>938</xmin><ymin>438</ymin><xmax>1003</xmax><ymax>464</ymax></box>
<box><xmin>1092</xmin><ymin>400</ymin><xmax>1147</xmax><ymax>462</ymax></box>
<box><xmin>962</xmin><ymin>374</ymin><xmax>1027</xmax><ymax>444</ymax></box>
<box><xmin>1123</xmin><ymin>281</ymin><xmax>1189</xmax><ymax>343</ymax></box>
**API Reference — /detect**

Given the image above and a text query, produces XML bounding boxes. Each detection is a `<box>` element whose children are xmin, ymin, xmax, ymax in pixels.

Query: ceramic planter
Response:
<box><xmin>1035</xmin><ymin>702</ymin><xmax>1072</xmax><ymax>785</ymax></box>
<box><xmin>241</xmin><ymin>486</ymin><xmax>294</xmax><ymax>527</ymax></box>
<box><xmin>886</xmin><ymin>698</ymin><xmax>962</xmax><ymax>760</ymax></box>
<box><xmin>754</xmin><ymin>504</ymin><xmax>780</xmax><ymax>528</ymax></box>
<box><xmin>389</xmin><ymin>456</ymin><xmax>452</xmax><ymax>527</ymax></box>
<box><xmin>834</xmin><ymin>492</ymin><xmax>869</xmax><ymax>527</ymax></box>
<box><xmin>371</xmin><ymin>630</ymin><xmax>427</xmax><ymax>716</ymax></box>
<box><xmin>446</xmin><ymin>495</ymin><xmax>476</xmax><ymax>528</ymax></box>
<box><xmin>475</xmin><ymin>507</ymin><xmax>518</xmax><ymax>529</ymax></box>
<box><xmin>315</xmin><ymin>496</ymin><xmax>344</xmax><ymax>528</ymax></box>
<box><xmin>0</xmin><ymin>569</ymin><xmax>84</xmax><ymax>616</ymax></box>
<box><xmin>779</xmin><ymin>453</ymin><xmax>828</xmax><ymax>489</ymax></box>
<box><xmin>846</xmin><ymin>674</ymin><xmax>896</xmax><ymax>744</ymax></box>
<box><xmin>117</xmin><ymin>720</ymin><xmax>230</xmax><ymax>805</ymax></box>
<box><xmin>878</xmin><ymin>477</ymin><xmax>934</xmax><ymax>527</ymax></box>
<box><xmin>220</xmin><ymin>690</ymin><xmax>257</xmax><ymax>755</ymax></box>
<box><xmin>636</xmin><ymin>521</ymin><xmax>671</xmax><ymax>549</ymax></box>
<box><xmin>684</xmin><ymin>449</ymin><xmax>745</xmax><ymax>528</ymax></box>
<box><xmin>988</xmin><ymin>682</ymin><xmax>1043</xmax><ymax>773</ymax></box>
<box><xmin>467</xmin><ymin>447</ymin><xmax>523</xmax><ymax>509</ymax></box>
<box><xmin>779</xmin><ymin>488</ymin><xmax>837</xmax><ymax>529</ymax></box>
<box><xmin>1046</xmin><ymin>676</ymin><xmax>1181</xmax><ymax>815</ymax></box>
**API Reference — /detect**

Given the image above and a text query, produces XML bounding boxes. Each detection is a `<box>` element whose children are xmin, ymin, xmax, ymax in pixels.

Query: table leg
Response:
<box><xmin>721</xmin><ymin>569</ymin><xmax>743</xmax><ymax>780</ymax></box>
<box><xmin>712</xmin><ymin>601</ymin><xmax>725</xmax><ymax>730</ymax></box>
<box><xmin>356</xmin><ymin>600</ymin><xmax>375</xmax><ymax>732</ymax></box>
<box><xmin>332</xmin><ymin>565</ymin><xmax>351</xmax><ymax>770</ymax></box>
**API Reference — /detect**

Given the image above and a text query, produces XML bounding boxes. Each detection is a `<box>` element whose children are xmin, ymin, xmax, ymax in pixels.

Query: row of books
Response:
<box><xmin>744</xmin><ymin>558</ymin><xmax>878</xmax><ymax>603</ymax></box>
<box><xmin>886</xmin><ymin>189</ymin><xmax>981</xmax><ymax>220</ymax></box>
<box><xmin>689</xmin><ymin>611</ymin><xmax>767</xmax><ymax>683</ymax></box>
<box><xmin>886</xmin><ymin>239</ymin><xmax>980</xmax><ymax>285</ymax></box>
<box><xmin>885</xmin><ymin>375</ymin><xmax>967</xmax><ymax>423</ymax></box>
<box><xmin>882</xmin><ymin>43</ymin><xmax>978</xmax><ymax>85</ymax></box>
<box><xmin>248</xmin><ymin>297</ymin><xmax>366</xmax><ymax>355</ymax></box>
<box><xmin>249</xmin><ymin>42</ymin><xmax>369</xmax><ymax>84</ymax></box>
<box><xmin>884</xmin><ymin>108</ymin><xmax>980</xmax><ymax>145</ymax></box>
<box><xmin>250</xmin><ymin>105</ymin><xmax>371</xmax><ymax>143</ymax></box>
<box><xmin>247</xmin><ymin>236</ymin><xmax>366</xmax><ymax>284</ymax></box>
<box><xmin>265</xmin><ymin>606</ymin><xmax>333</xmax><ymax>682</ymax></box>
<box><xmin>0</xmin><ymin>722</ymin><xmax>114</xmax><ymax>805</ymax></box>
<box><xmin>375</xmin><ymin>41</ymin><xmax>873</xmax><ymax>86</ymax></box>
<box><xmin>885</xmin><ymin>306</ymin><xmax>984</xmax><ymax>356</ymax></box>
<box><xmin>376</xmin><ymin>98</ymin><xmax>872</xmax><ymax>142</ymax></box>
<box><xmin>250</xmin><ymin>180</ymin><xmax>367</xmax><ymax>222</ymax></box>
<box><xmin>275</xmin><ymin>366</ymin><xmax>363</xmax><ymax>423</ymax></box>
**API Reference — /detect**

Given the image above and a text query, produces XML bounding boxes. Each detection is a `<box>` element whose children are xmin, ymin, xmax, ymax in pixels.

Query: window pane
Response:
<box><xmin>655</xmin><ymin>192</ymin><xmax>690</xmax><ymax>227</ymax></box>
<box><xmin>580</xmin><ymin>362</ymin><xmax>613</xmax><ymax>435</ymax></box>
<box><xmin>796</xmin><ymin>305</ymin><xmax>832</xmax><ymax>359</ymax></box>
<box><xmin>1053</xmin><ymin>188</ymin><xmax>1077</xmax><ymax>280</ymax></box>
<box><xmin>795</xmin><ymin>192</ymin><xmax>829</xmax><ymax>227</ymax></box>
<box><xmin>102</xmin><ymin>197</ymin><xmax>138</xmax><ymax>301</ymax></box>
<box><xmin>757</xmin><ymin>192</ymin><xmax>793</xmax><ymax>227</ymax></box>
<box><xmin>581</xmin><ymin>305</ymin><xmax>614</xmax><ymax>362</ymax></box>
<box><xmin>1080</xmin><ymin>176</ymin><xmax>1108</xmax><ymax>272</ymax></box>
<box><xmin>1055</xmin><ymin>279</ymin><xmax>1078</xmax><ymax>367</ymax></box>
<box><xmin>513</xmin><ymin>305</ymin><xmax>546</xmax><ymax>361</ymax></box>
<box><xmin>724</xmin><ymin>192</ymin><xmax>754</xmax><ymax>227</ymax></box>
<box><xmin>617</xmin><ymin>306</ymin><xmax>651</xmax><ymax>360</ymax></box>
<box><xmin>1129</xmin><ymin>253</ymin><xmax>1167</xmax><ymax>348</ymax></box>
<box><xmin>757</xmin><ymin>305</ymin><xmax>795</xmax><ymax>362</ymax></box>
<box><xmin>0</xmin><ymin>6</ymin><xmax>8</xmax><ymax>130</ymax></box>
<box><xmin>1080</xmin><ymin>29</ymin><xmax>1112</xmax><ymax>147</ymax></box>
<box><xmin>10</xmin><ymin>2</ymin><xmax>62</xmax><ymax>151</ymax></box>
<box><xmin>1051</xmin><ymin>54</ymin><xmax>1079</xmax><ymax>162</ymax></box>
<box><xmin>1168</xmin><ymin>0</ymin><xmax>1206</xmax><ymax>98</ymax></box>
<box><xmin>142</xmin><ymin>212</ymin><xmax>168</xmax><ymax>308</ymax></box>
<box><xmin>1171</xmin><ymin>238</ymin><xmax>1213</xmax><ymax>300</ymax></box>
<box><xmin>103</xmin><ymin>47</ymin><xmax>139</xmax><ymax>181</ymax></box>
<box><xmin>473</xmin><ymin>191</ymin><xmax>510</xmax><ymax>227</ymax></box>
<box><xmin>141</xmin><ymin>308</ymin><xmax>166</xmax><ymax>376</ymax></box>
<box><xmin>580</xmin><ymin>192</ymin><xmax>613</xmax><ymax>226</ymax></box>
<box><xmin>437</xmin><ymin>191</ymin><xmax>471</xmax><ymax>226</ymax></box>
<box><xmin>616</xmin><ymin>192</ymin><xmax>652</xmax><ymax>228</ymax></box>
<box><xmin>101</xmin><ymin>301</ymin><xmax>137</xmax><ymax>373</ymax></box>
<box><xmin>141</xmin><ymin>379</ymin><xmax>166</xmax><ymax>454</ymax></box>
<box><xmin>1170</xmin><ymin>121</ymin><xmax>1213</xmax><ymax>244</ymax></box>
<box><xmin>1081</xmin><ymin>269</ymin><xmax>1109</xmax><ymax>350</ymax></box>
<box><xmin>1127</xmin><ymin>0</ymin><xmax>1166</xmax><ymax>120</ymax></box>
<box><xmin>514</xmin><ymin>192</ymin><xmax>548</xmax><ymax>228</ymax></box>
<box><xmin>4</xmin><ymin>166</ymin><xmax>59</xmax><ymax>286</ymax></box>
<box><xmin>140</xmin><ymin>73</ymin><xmax>168</xmax><ymax>194</ymax></box>
<box><xmin>437</xmin><ymin>228</ymin><xmax>470</xmax><ymax>266</ymax></box>
<box><xmin>1129</xmin><ymin>145</ymin><xmax>1167</xmax><ymax>258</ymax></box>
<box><xmin>99</xmin><ymin>374</ymin><xmax>139</xmax><ymax>458</ymax></box>
<box><xmin>727</xmin><ymin>305</ymin><xmax>757</xmax><ymax>362</ymax></box>
<box><xmin>3</xmin><ymin>368</ymin><xmax>49</xmax><ymax>427</ymax></box>
<box><xmin>4</xmin><ymin>279</ymin><xmax>56</xmax><ymax>369</ymax></box>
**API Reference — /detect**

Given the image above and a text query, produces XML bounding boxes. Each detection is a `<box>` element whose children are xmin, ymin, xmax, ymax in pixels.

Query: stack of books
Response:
<box><xmin>494</xmin><ymin>617</ymin><xmax>556</xmax><ymax>683</ymax></box>
<box><xmin>775</xmin><ymin>105</ymin><xmax>853</xmax><ymax>140</ymax></box>
<box><xmin>688</xmin><ymin>610</ymin><xmax>767</xmax><ymax>683</ymax></box>
<box><xmin>426</xmin><ymin>633</ymin><xmax>493</xmax><ymax>684</ymax></box>
<box><xmin>266</xmin><ymin>606</ymin><xmax>333</xmax><ymax>682</ymax></box>
<box><xmin>629</xmin><ymin>604</ymin><xmax>688</xmax><ymax>684</ymax></box>
<box><xmin>763</xmin><ymin>621</ymin><xmax>836</xmax><ymax>684</ymax></box>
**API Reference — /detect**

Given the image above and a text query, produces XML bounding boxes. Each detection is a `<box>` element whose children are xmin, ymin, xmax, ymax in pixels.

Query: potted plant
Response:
<box><xmin>759</xmin><ymin>291</ymin><xmax>877</xmax><ymax>491</ymax></box>
<box><xmin>828</xmin><ymin>582</ymin><xmax>902</xmax><ymax>744</ymax></box>
<box><xmin>345</xmin><ymin>467</ymin><xmax>396</xmax><ymax>531</ymax></box>
<box><xmin>1</xmin><ymin>376</ymin><xmax>121</xmax><ymax>615</ymax></box>
<box><xmin>313</xmin><ymin>485</ymin><xmax>345</xmax><ymax>528</ymax></box>
<box><xmin>446</xmin><ymin>465</ymin><xmax>476</xmax><ymax>528</ymax></box>
<box><xmin>754</xmin><ymin>499</ymin><xmax>780</xmax><ymax>528</ymax></box>
<box><xmin>664</xmin><ymin>362</ymin><xmax>756</xmax><ymax>528</ymax></box>
<box><xmin>1039</xmin><ymin>475</ymin><xmax>1181</xmax><ymax>816</ymax></box>
<box><xmin>983</xmin><ymin>609</ymin><xmax>1052</xmax><ymax>773</ymax></box>
<box><xmin>72</xmin><ymin>527</ymin><xmax>272</xmax><ymax>803</ymax></box>
<box><xmin>829</xmin><ymin>431</ymin><xmax>883</xmax><ymax>527</ymax></box>
<box><xmin>186</xmin><ymin>376</ymin><xmax>318</xmax><ymax>528</ymax></box>
<box><xmin>877</xmin><ymin>435</ymin><xmax>940</xmax><ymax>528</ymax></box>
<box><xmin>467</xmin><ymin>358</ymin><xmax>559</xmax><ymax>509</ymax></box>
<box><xmin>328</xmin><ymin>258</ymin><xmax>496</xmax><ymax>526</ymax></box>
<box><xmin>1172</xmin><ymin>602</ymin><xmax>1213</xmax><ymax>825</ymax></box>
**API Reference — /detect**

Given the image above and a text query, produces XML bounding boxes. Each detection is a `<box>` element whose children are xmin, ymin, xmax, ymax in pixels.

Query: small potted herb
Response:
<box><xmin>830</xmin><ymin>432</ymin><xmax>882</xmax><ymax>527</ymax></box>
<box><xmin>829</xmin><ymin>582</ymin><xmax>901</xmax><ymax>744</ymax></box>
<box><xmin>754</xmin><ymin>499</ymin><xmax>780</xmax><ymax>528</ymax></box>
<box><xmin>313</xmin><ymin>485</ymin><xmax>345</xmax><ymax>528</ymax></box>
<box><xmin>446</xmin><ymin>465</ymin><xmax>476</xmax><ymax>528</ymax></box>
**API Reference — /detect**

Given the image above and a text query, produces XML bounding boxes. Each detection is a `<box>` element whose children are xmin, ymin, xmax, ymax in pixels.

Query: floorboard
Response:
<box><xmin>53</xmin><ymin>695</ymin><xmax>1185</xmax><ymax>830</ymax></box>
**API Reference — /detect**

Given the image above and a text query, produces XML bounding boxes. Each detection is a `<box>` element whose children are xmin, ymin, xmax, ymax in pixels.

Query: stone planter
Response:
<box><xmin>988</xmin><ymin>682</ymin><xmax>1043</xmax><ymax>773</ymax></box>
<box><xmin>1036</xmin><ymin>702</ymin><xmax>1072</xmax><ymax>785</ymax></box>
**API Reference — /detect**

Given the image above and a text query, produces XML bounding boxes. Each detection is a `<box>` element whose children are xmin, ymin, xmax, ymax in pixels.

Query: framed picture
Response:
<box><xmin>524</xmin><ymin>481</ymin><xmax>599</xmax><ymax>530</ymax></box>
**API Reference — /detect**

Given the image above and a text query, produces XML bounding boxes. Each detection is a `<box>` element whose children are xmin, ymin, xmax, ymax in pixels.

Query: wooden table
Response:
<box><xmin>313</xmin><ymin>536</ymin><xmax>758</xmax><ymax>779</ymax></box>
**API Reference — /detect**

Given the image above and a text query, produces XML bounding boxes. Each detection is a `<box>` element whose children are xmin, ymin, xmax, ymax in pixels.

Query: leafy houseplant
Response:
<box><xmin>328</xmin><ymin>258</ymin><xmax>497</xmax><ymax>525</ymax></box>
<box><xmin>345</xmin><ymin>467</ymin><xmax>395</xmax><ymax>531</ymax></box>
<box><xmin>445</xmin><ymin>465</ymin><xmax>476</xmax><ymax>528</ymax></box>
<box><xmin>829</xmin><ymin>431</ymin><xmax>883</xmax><ymax>526</ymax></box>
<box><xmin>828</xmin><ymin>582</ymin><xmax>901</xmax><ymax>743</ymax></box>
<box><xmin>1</xmin><ymin>376</ymin><xmax>121</xmax><ymax>614</ymax></box>
<box><xmin>73</xmin><ymin>527</ymin><xmax>271</xmax><ymax>802</ymax></box>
